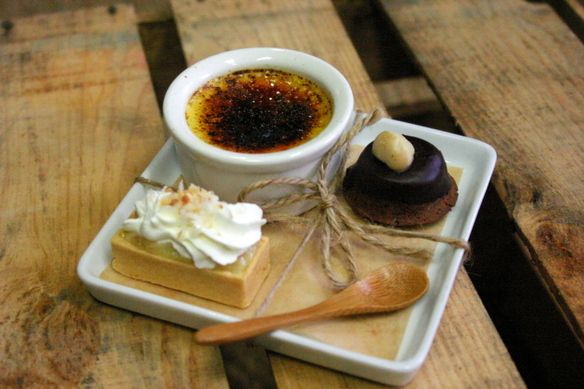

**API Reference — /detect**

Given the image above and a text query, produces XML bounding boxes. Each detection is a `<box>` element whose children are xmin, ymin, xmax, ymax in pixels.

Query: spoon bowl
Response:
<box><xmin>195</xmin><ymin>263</ymin><xmax>429</xmax><ymax>345</ymax></box>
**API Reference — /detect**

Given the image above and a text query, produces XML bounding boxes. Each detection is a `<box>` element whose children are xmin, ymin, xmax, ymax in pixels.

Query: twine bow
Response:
<box><xmin>135</xmin><ymin>110</ymin><xmax>470</xmax><ymax>291</ymax></box>
<box><xmin>236</xmin><ymin>110</ymin><xmax>470</xmax><ymax>289</ymax></box>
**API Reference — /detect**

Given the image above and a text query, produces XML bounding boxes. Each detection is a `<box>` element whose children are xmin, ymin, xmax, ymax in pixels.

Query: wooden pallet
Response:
<box><xmin>0</xmin><ymin>1</ymin><xmax>531</xmax><ymax>387</ymax></box>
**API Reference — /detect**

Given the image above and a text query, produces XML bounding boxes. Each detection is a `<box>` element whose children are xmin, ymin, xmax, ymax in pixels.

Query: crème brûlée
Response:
<box><xmin>111</xmin><ymin>184</ymin><xmax>270</xmax><ymax>308</ymax></box>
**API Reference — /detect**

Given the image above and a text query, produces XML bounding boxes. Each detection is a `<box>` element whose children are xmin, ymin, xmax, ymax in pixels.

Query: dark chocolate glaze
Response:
<box><xmin>343</xmin><ymin>136</ymin><xmax>452</xmax><ymax>204</ymax></box>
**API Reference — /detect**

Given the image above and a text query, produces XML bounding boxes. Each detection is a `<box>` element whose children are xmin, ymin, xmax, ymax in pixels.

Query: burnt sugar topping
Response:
<box><xmin>186</xmin><ymin>69</ymin><xmax>333</xmax><ymax>153</ymax></box>
<box><xmin>343</xmin><ymin>131</ymin><xmax>458</xmax><ymax>226</ymax></box>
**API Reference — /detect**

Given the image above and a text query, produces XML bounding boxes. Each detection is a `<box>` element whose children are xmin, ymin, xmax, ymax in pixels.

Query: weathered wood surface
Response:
<box><xmin>375</xmin><ymin>77</ymin><xmax>441</xmax><ymax>117</ymax></box>
<box><xmin>0</xmin><ymin>0</ymin><xmax>172</xmax><ymax>23</ymax></box>
<box><xmin>0</xmin><ymin>0</ymin><xmax>435</xmax><ymax>119</ymax></box>
<box><xmin>170</xmin><ymin>0</ymin><xmax>382</xmax><ymax>114</ymax></box>
<box><xmin>381</xmin><ymin>0</ymin><xmax>584</xmax><ymax>345</ymax></box>
<box><xmin>551</xmin><ymin>0</ymin><xmax>584</xmax><ymax>37</ymax></box>
<box><xmin>170</xmin><ymin>0</ymin><xmax>524</xmax><ymax>386</ymax></box>
<box><xmin>562</xmin><ymin>0</ymin><xmax>584</xmax><ymax>19</ymax></box>
<box><xmin>0</xmin><ymin>5</ymin><xmax>228</xmax><ymax>387</ymax></box>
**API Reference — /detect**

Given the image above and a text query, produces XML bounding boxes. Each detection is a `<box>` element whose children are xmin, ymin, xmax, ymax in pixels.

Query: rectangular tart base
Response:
<box><xmin>111</xmin><ymin>231</ymin><xmax>270</xmax><ymax>308</ymax></box>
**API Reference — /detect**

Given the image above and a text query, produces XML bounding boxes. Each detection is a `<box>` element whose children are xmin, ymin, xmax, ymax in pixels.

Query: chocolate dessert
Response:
<box><xmin>343</xmin><ymin>132</ymin><xmax>458</xmax><ymax>226</ymax></box>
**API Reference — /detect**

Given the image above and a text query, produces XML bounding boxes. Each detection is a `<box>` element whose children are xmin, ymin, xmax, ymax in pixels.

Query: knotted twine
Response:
<box><xmin>135</xmin><ymin>110</ymin><xmax>470</xmax><ymax>295</ymax></box>
<box><xmin>235</xmin><ymin>110</ymin><xmax>470</xmax><ymax>292</ymax></box>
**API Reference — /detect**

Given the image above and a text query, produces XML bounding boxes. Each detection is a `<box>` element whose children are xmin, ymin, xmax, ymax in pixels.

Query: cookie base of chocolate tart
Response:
<box><xmin>343</xmin><ymin>176</ymin><xmax>458</xmax><ymax>227</ymax></box>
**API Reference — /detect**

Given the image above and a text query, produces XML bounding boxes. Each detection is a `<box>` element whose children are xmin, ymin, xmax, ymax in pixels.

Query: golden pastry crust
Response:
<box><xmin>111</xmin><ymin>231</ymin><xmax>270</xmax><ymax>308</ymax></box>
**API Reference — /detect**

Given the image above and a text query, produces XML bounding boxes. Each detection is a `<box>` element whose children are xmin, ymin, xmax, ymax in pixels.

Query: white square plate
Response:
<box><xmin>78</xmin><ymin>118</ymin><xmax>496</xmax><ymax>385</ymax></box>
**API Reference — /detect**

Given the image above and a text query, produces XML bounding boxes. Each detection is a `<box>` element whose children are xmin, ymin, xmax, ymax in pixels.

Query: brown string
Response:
<box><xmin>237</xmin><ymin>110</ymin><xmax>470</xmax><ymax>289</ymax></box>
<box><xmin>255</xmin><ymin>222</ymin><xmax>318</xmax><ymax>317</ymax></box>
<box><xmin>134</xmin><ymin>110</ymin><xmax>470</xmax><ymax>290</ymax></box>
<box><xmin>134</xmin><ymin>176</ymin><xmax>177</xmax><ymax>191</ymax></box>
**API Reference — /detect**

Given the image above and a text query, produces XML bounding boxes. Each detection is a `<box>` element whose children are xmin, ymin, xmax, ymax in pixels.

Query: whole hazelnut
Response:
<box><xmin>372</xmin><ymin>131</ymin><xmax>415</xmax><ymax>173</ymax></box>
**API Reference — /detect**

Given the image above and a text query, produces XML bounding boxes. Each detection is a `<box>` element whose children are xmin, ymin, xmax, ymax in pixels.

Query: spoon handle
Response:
<box><xmin>195</xmin><ymin>302</ymin><xmax>337</xmax><ymax>345</ymax></box>
<box><xmin>195</xmin><ymin>263</ymin><xmax>429</xmax><ymax>345</ymax></box>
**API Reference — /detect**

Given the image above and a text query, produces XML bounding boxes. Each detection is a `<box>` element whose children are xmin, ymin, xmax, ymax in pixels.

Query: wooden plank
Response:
<box><xmin>170</xmin><ymin>0</ymin><xmax>524</xmax><ymax>386</ymax></box>
<box><xmin>170</xmin><ymin>0</ymin><xmax>382</xmax><ymax>113</ymax></box>
<box><xmin>381</xmin><ymin>0</ymin><xmax>584</xmax><ymax>345</ymax></box>
<box><xmin>0</xmin><ymin>0</ymin><xmax>173</xmax><ymax>23</ymax></box>
<box><xmin>138</xmin><ymin>19</ymin><xmax>187</xmax><ymax>107</ymax></box>
<box><xmin>549</xmin><ymin>0</ymin><xmax>584</xmax><ymax>40</ymax></box>
<box><xmin>333</xmin><ymin>0</ymin><xmax>420</xmax><ymax>81</ymax></box>
<box><xmin>0</xmin><ymin>5</ymin><xmax>228</xmax><ymax>388</ymax></box>
<box><xmin>374</xmin><ymin>77</ymin><xmax>441</xmax><ymax>117</ymax></box>
<box><xmin>560</xmin><ymin>0</ymin><xmax>584</xmax><ymax>20</ymax></box>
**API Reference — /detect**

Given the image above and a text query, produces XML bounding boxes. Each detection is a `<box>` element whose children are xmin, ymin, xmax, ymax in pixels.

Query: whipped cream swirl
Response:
<box><xmin>123</xmin><ymin>184</ymin><xmax>265</xmax><ymax>269</ymax></box>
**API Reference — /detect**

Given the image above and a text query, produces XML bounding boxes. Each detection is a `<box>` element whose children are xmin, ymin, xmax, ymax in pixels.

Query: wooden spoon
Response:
<box><xmin>195</xmin><ymin>263</ymin><xmax>429</xmax><ymax>345</ymax></box>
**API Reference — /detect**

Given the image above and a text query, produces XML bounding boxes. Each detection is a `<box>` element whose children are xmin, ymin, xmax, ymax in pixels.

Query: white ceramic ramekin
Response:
<box><xmin>163</xmin><ymin>47</ymin><xmax>354</xmax><ymax>203</ymax></box>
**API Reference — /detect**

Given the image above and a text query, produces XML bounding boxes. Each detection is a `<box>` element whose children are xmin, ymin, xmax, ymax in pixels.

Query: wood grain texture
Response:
<box><xmin>381</xmin><ymin>0</ymin><xmax>584</xmax><ymax>345</ymax></box>
<box><xmin>551</xmin><ymin>0</ymin><xmax>584</xmax><ymax>39</ymax></box>
<box><xmin>170</xmin><ymin>0</ymin><xmax>523</xmax><ymax>386</ymax></box>
<box><xmin>170</xmin><ymin>0</ymin><xmax>383</xmax><ymax>114</ymax></box>
<box><xmin>0</xmin><ymin>5</ymin><xmax>227</xmax><ymax>387</ymax></box>
<box><xmin>0</xmin><ymin>0</ymin><xmax>173</xmax><ymax>23</ymax></box>
<box><xmin>561</xmin><ymin>0</ymin><xmax>584</xmax><ymax>19</ymax></box>
<box><xmin>374</xmin><ymin>77</ymin><xmax>441</xmax><ymax>117</ymax></box>
<box><xmin>0</xmin><ymin>268</ymin><xmax>99</xmax><ymax>387</ymax></box>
